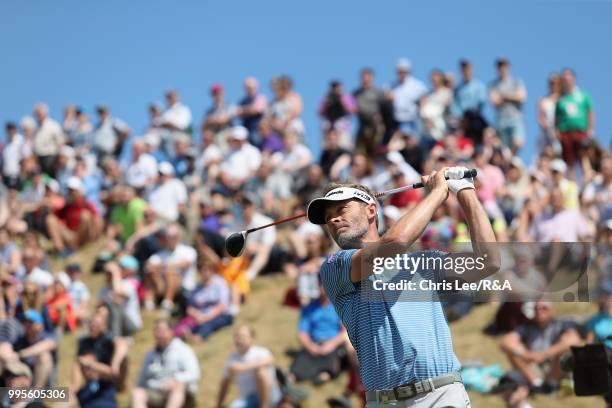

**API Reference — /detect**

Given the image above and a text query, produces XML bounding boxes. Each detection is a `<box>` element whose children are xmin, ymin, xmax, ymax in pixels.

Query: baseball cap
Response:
<box><xmin>231</xmin><ymin>126</ymin><xmax>249</xmax><ymax>141</ymax></box>
<box><xmin>211</xmin><ymin>83</ymin><xmax>224</xmax><ymax>95</ymax></box>
<box><xmin>24</xmin><ymin>309</ymin><xmax>43</xmax><ymax>325</ymax></box>
<box><xmin>396</xmin><ymin>57</ymin><xmax>412</xmax><ymax>71</ymax></box>
<box><xmin>119</xmin><ymin>255</ymin><xmax>139</xmax><ymax>271</ymax></box>
<box><xmin>307</xmin><ymin>186</ymin><xmax>376</xmax><ymax>225</ymax></box>
<box><xmin>3</xmin><ymin>360</ymin><xmax>32</xmax><ymax>379</ymax></box>
<box><xmin>550</xmin><ymin>159</ymin><xmax>568</xmax><ymax>174</ymax></box>
<box><xmin>158</xmin><ymin>162</ymin><xmax>175</xmax><ymax>176</ymax></box>
<box><xmin>66</xmin><ymin>176</ymin><xmax>84</xmax><ymax>192</ymax></box>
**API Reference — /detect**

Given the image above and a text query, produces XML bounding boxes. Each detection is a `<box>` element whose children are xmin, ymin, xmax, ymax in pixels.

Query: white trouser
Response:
<box><xmin>366</xmin><ymin>383</ymin><xmax>471</xmax><ymax>408</ymax></box>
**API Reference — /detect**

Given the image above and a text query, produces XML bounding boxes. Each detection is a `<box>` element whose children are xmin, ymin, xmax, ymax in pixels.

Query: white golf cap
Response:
<box><xmin>66</xmin><ymin>176</ymin><xmax>84</xmax><ymax>192</ymax></box>
<box><xmin>550</xmin><ymin>159</ymin><xmax>567</xmax><ymax>174</ymax></box>
<box><xmin>158</xmin><ymin>161</ymin><xmax>175</xmax><ymax>176</ymax></box>
<box><xmin>397</xmin><ymin>57</ymin><xmax>412</xmax><ymax>71</ymax></box>
<box><xmin>383</xmin><ymin>205</ymin><xmax>402</xmax><ymax>221</ymax></box>
<box><xmin>307</xmin><ymin>187</ymin><xmax>376</xmax><ymax>225</ymax></box>
<box><xmin>231</xmin><ymin>126</ymin><xmax>249</xmax><ymax>141</ymax></box>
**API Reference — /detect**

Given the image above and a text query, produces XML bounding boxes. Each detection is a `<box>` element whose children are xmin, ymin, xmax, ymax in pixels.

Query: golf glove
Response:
<box><xmin>445</xmin><ymin>167</ymin><xmax>475</xmax><ymax>194</ymax></box>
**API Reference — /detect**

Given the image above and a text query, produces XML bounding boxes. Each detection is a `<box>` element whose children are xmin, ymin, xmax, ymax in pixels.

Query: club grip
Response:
<box><xmin>412</xmin><ymin>168</ymin><xmax>477</xmax><ymax>189</ymax></box>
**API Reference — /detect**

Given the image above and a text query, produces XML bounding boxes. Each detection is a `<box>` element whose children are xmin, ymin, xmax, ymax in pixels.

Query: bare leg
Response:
<box><xmin>33</xmin><ymin>351</ymin><xmax>53</xmax><ymax>388</ymax></box>
<box><xmin>131</xmin><ymin>387</ymin><xmax>148</xmax><ymax>408</ymax></box>
<box><xmin>165</xmin><ymin>381</ymin><xmax>186</xmax><ymax>408</ymax></box>
<box><xmin>46</xmin><ymin>214</ymin><xmax>67</xmax><ymax>251</ymax></box>
<box><xmin>164</xmin><ymin>269</ymin><xmax>180</xmax><ymax>304</ymax></box>
<box><xmin>255</xmin><ymin>366</ymin><xmax>273</xmax><ymax>408</ymax></box>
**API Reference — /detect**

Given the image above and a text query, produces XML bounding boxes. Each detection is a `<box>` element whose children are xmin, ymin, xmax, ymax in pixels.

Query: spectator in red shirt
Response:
<box><xmin>45</xmin><ymin>176</ymin><xmax>102</xmax><ymax>257</ymax></box>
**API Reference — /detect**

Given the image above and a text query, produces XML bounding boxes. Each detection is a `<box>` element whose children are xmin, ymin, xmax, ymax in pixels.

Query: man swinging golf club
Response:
<box><xmin>307</xmin><ymin>167</ymin><xmax>500</xmax><ymax>408</ymax></box>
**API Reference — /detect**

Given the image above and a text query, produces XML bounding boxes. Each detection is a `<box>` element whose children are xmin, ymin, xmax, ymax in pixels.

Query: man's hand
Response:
<box><xmin>421</xmin><ymin>167</ymin><xmax>449</xmax><ymax>199</ymax></box>
<box><xmin>445</xmin><ymin>167</ymin><xmax>475</xmax><ymax>194</ymax></box>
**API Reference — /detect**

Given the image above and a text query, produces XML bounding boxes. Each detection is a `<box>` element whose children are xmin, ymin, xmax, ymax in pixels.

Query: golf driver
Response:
<box><xmin>225</xmin><ymin>168</ymin><xmax>477</xmax><ymax>257</ymax></box>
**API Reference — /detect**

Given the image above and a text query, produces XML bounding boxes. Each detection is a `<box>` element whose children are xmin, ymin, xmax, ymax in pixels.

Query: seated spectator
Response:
<box><xmin>109</xmin><ymin>184</ymin><xmax>147</xmax><ymax>243</ymax></box>
<box><xmin>586</xmin><ymin>282</ymin><xmax>612</xmax><ymax>348</ymax></box>
<box><xmin>274</xmin><ymin>128</ymin><xmax>312</xmax><ymax>181</ymax></box>
<box><xmin>97</xmin><ymin>259</ymin><xmax>142</xmax><ymax>337</ymax></box>
<box><xmin>548</xmin><ymin>159</ymin><xmax>579</xmax><ymax>210</ymax></box>
<box><xmin>290</xmin><ymin>278</ymin><xmax>347</xmax><ymax>384</ymax></box>
<box><xmin>126</xmin><ymin>140</ymin><xmax>158</xmax><ymax>190</ymax></box>
<box><xmin>500</xmin><ymin>301</ymin><xmax>581</xmax><ymax>392</ymax></box>
<box><xmin>218</xmin><ymin>126</ymin><xmax>262</xmax><ymax>196</ymax></box>
<box><xmin>0</xmin><ymin>276</ymin><xmax>23</xmax><ymax>346</ymax></box>
<box><xmin>174</xmin><ymin>259</ymin><xmax>233</xmax><ymax>342</ymax></box>
<box><xmin>148</xmin><ymin>162</ymin><xmax>188</xmax><ymax>224</ymax></box>
<box><xmin>16</xmin><ymin>282</ymin><xmax>53</xmax><ymax>333</ymax></box>
<box><xmin>132</xmin><ymin>318</ymin><xmax>200</xmax><ymax>408</ymax></box>
<box><xmin>45</xmin><ymin>273</ymin><xmax>77</xmax><ymax>334</ymax></box>
<box><xmin>76</xmin><ymin>351</ymin><xmax>118</xmax><ymax>408</ymax></box>
<box><xmin>46</xmin><ymin>176</ymin><xmax>102</xmax><ymax>257</ymax></box>
<box><xmin>155</xmin><ymin>89</ymin><xmax>192</xmax><ymax>133</ymax></box>
<box><xmin>0</xmin><ymin>310</ymin><xmax>57</xmax><ymax>388</ymax></box>
<box><xmin>65</xmin><ymin>263</ymin><xmax>91</xmax><ymax>324</ymax></box>
<box><xmin>240</xmin><ymin>194</ymin><xmax>278</xmax><ymax>280</ymax></box>
<box><xmin>145</xmin><ymin>224</ymin><xmax>197</xmax><ymax>313</ymax></box>
<box><xmin>319</xmin><ymin>128</ymin><xmax>351</xmax><ymax>181</ymax></box>
<box><xmin>0</xmin><ymin>360</ymin><xmax>35</xmax><ymax>407</ymax></box>
<box><xmin>0</xmin><ymin>228</ymin><xmax>21</xmax><ymax>276</ymax></box>
<box><xmin>217</xmin><ymin>324</ymin><xmax>281</xmax><ymax>408</ymax></box>
<box><xmin>244</xmin><ymin>156</ymin><xmax>292</xmax><ymax>217</ymax></box>
<box><xmin>582</xmin><ymin>156</ymin><xmax>612</xmax><ymax>235</ymax></box>
<box><xmin>17</xmin><ymin>248</ymin><xmax>53</xmax><ymax>294</ymax></box>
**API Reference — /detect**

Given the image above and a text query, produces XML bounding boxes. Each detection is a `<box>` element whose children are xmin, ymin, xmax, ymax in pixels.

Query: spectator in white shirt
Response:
<box><xmin>93</xmin><ymin>105</ymin><xmax>131</xmax><ymax>158</ymax></box>
<box><xmin>155</xmin><ymin>89</ymin><xmax>192</xmax><ymax>132</ymax></box>
<box><xmin>18</xmin><ymin>248</ymin><xmax>53</xmax><ymax>294</ymax></box>
<box><xmin>390</xmin><ymin>58</ymin><xmax>428</xmax><ymax>134</ymax></box>
<box><xmin>132</xmin><ymin>318</ymin><xmax>200</xmax><ymax>408</ymax></box>
<box><xmin>19</xmin><ymin>116</ymin><xmax>36</xmax><ymax>158</ymax></box>
<box><xmin>217</xmin><ymin>324</ymin><xmax>281</xmax><ymax>408</ymax></box>
<box><xmin>145</xmin><ymin>224</ymin><xmax>197</xmax><ymax>313</ymax></box>
<box><xmin>65</xmin><ymin>263</ymin><xmax>90</xmax><ymax>324</ymax></box>
<box><xmin>32</xmin><ymin>103</ymin><xmax>65</xmax><ymax>177</ymax></box>
<box><xmin>126</xmin><ymin>142</ymin><xmax>148</xmax><ymax>175</ymax></box>
<box><xmin>241</xmin><ymin>194</ymin><xmax>276</xmax><ymax>280</ymax></box>
<box><xmin>147</xmin><ymin>162</ymin><xmax>188</xmax><ymax>222</ymax></box>
<box><xmin>276</xmin><ymin>129</ymin><xmax>313</xmax><ymax>180</ymax></box>
<box><xmin>2</xmin><ymin>122</ymin><xmax>26</xmax><ymax>188</ymax></box>
<box><xmin>219</xmin><ymin>126</ymin><xmax>261</xmax><ymax>195</ymax></box>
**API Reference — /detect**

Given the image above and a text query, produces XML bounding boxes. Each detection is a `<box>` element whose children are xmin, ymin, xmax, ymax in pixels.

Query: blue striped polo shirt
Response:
<box><xmin>320</xmin><ymin>249</ymin><xmax>461</xmax><ymax>391</ymax></box>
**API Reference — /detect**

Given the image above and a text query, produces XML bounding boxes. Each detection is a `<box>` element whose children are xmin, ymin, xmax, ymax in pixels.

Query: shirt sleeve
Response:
<box><xmin>175</xmin><ymin>344</ymin><xmax>200</xmax><ymax>384</ymax></box>
<box><xmin>320</xmin><ymin>250</ymin><xmax>358</xmax><ymax>306</ymax></box>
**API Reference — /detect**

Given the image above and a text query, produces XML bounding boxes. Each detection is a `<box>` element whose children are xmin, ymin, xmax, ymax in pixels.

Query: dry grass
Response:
<box><xmin>52</xmin><ymin>243</ymin><xmax>603</xmax><ymax>408</ymax></box>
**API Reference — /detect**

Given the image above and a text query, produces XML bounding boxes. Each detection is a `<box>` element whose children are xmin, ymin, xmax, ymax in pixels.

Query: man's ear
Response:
<box><xmin>367</xmin><ymin>203</ymin><xmax>378</xmax><ymax>224</ymax></box>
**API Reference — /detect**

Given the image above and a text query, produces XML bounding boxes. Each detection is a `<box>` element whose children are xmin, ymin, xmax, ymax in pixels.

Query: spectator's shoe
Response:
<box><xmin>531</xmin><ymin>381</ymin><xmax>559</xmax><ymax>395</ymax></box>
<box><xmin>57</xmin><ymin>248</ymin><xmax>74</xmax><ymax>259</ymax></box>
<box><xmin>144</xmin><ymin>300</ymin><xmax>156</xmax><ymax>311</ymax></box>
<box><xmin>161</xmin><ymin>299</ymin><xmax>174</xmax><ymax>315</ymax></box>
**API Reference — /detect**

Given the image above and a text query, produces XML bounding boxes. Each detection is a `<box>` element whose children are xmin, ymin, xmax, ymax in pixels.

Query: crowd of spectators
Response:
<box><xmin>0</xmin><ymin>56</ymin><xmax>609</xmax><ymax>407</ymax></box>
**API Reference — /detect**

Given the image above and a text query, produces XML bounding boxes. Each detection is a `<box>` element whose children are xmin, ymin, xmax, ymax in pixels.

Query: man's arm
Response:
<box><xmin>18</xmin><ymin>338</ymin><xmax>56</xmax><ymax>359</ymax></box>
<box><xmin>216</xmin><ymin>377</ymin><xmax>231</xmax><ymax>408</ymax></box>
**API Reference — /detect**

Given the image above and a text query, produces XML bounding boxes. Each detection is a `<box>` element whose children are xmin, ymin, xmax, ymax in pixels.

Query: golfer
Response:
<box><xmin>307</xmin><ymin>167</ymin><xmax>499</xmax><ymax>407</ymax></box>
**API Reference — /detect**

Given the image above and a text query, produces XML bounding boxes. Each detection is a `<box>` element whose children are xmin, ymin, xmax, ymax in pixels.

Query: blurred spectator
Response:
<box><xmin>582</xmin><ymin>156</ymin><xmax>612</xmax><ymax>235</ymax></box>
<box><xmin>17</xmin><ymin>249</ymin><xmax>53</xmax><ymax>294</ymax></box>
<box><xmin>500</xmin><ymin>301</ymin><xmax>581</xmax><ymax>392</ymax></box>
<box><xmin>97</xmin><ymin>259</ymin><xmax>142</xmax><ymax>337</ymax></box>
<box><xmin>268</xmin><ymin>76</ymin><xmax>304</xmax><ymax>136</ymax></box>
<box><xmin>145</xmin><ymin>224</ymin><xmax>197</xmax><ymax>313</ymax></box>
<box><xmin>319</xmin><ymin>128</ymin><xmax>351</xmax><ymax>181</ymax></box>
<box><xmin>46</xmin><ymin>273</ymin><xmax>76</xmax><ymax>333</ymax></box>
<box><xmin>109</xmin><ymin>184</ymin><xmax>147</xmax><ymax>243</ymax></box>
<box><xmin>586</xmin><ymin>283</ymin><xmax>612</xmax><ymax>348</ymax></box>
<box><xmin>555</xmin><ymin>68</ymin><xmax>595</xmax><ymax>180</ymax></box>
<box><xmin>473</xmin><ymin>148</ymin><xmax>506</xmax><ymax>223</ymax></box>
<box><xmin>319</xmin><ymin>80</ymin><xmax>356</xmax><ymax>149</ymax></box>
<box><xmin>2</xmin><ymin>122</ymin><xmax>26</xmax><ymax>189</ymax></box>
<box><xmin>452</xmin><ymin>59</ymin><xmax>487</xmax><ymax>118</ymax></box>
<box><xmin>132</xmin><ymin>318</ymin><xmax>200</xmax><ymax>408</ymax></box>
<box><xmin>147</xmin><ymin>162</ymin><xmax>188</xmax><ymax>223</ymax></box>
<box><xmin>65</xmin><ymin>106</ymin><xmax>94</xmax><ymax>149</ymax></box>
<box><xmin>241</xmin><ymin>194</ymin><xmax>277</xmax><ymax>280</ymax></box>
<box><xmin>45</xmin><ymin>176</ymin><xmax>102</xmax><ymax>257</ymax></box>
<box><xmin>217</xmin><ymin>325</ymin><xmax>281</xmax><ymax>408</ymax></box>
<box><xmin>390</xmin><ymin>58</ymin><xmax>427</xmax><ymax>136</ymax></box>
<box><xmin>94</xmin><ymin>104</ymin><xmax>131</xmax><ymax>158</ymax></box>
<box><xmin>126</xmin><ymin>140</ymin><xmax>158</xmax><ymax>190</ymax></box>
<box><xmin>76</xmin><ymin>351</ymin><xmax>118</xmax><ymax>408</ymax></box>
<box><xmin>276</xmin><ymin>128</ymin><xmax>313</xmax><ymax>181</ymax></box>
<box><xmin>173</xmin><ymin>258</ymin><xmax>233</xmax><ymax>342</ymax></box>
<box><xmin>353</xmin><ymin>68</ymin><xmax>385</xmax><ymax>156</ymax></box>
<box><xmin>244</xmin><ymin>156</ymin><xmax>292</xmax><ymax>217</ymax></box>
<box><xmin>489</xmin><ymin>59</ymin><xmax>527</xmax><ymax>153</ymax></box>
<box><xmin>0</xmin><ymin>227</ymin><xmax>21</xmax><ymax>275</ymax></box>
<box><xmin>0</xmin><ymin>360</ymin><xmax>34</xmax><ymax>406</ymax></box>
<box><xmin>32</xmin><ymin>103</ymin><xmax>65</xmax><ymax>177</ymax></box>
<box><xmin>3</xmin><ymin>309</ymin><xmax>57</xmax><ymax>388</ymax></box>
<box><xmin>65</xmin><ymin>263</ymin><xmax>90</xmax><ymax>324</ymax></box>
<box><xmin>155</xmin><ymin>89</ymin><xmax>193</xmax><ymax>132</ymax></box>
<box><xmin>549</xmin><ymin>159</ymin><xmax>579</xmax><ymax>210</ymax></box>
<box><xmin>219</xmin><ymin>126</ymin><xmax>262</xmax><ymax>196</ymax></box>
<box><xmin>203</xmin><ymin>84</ymin><xmax>234</xmax><ymax>140</ymax></box>
<box><xmin>492</xmin><ymin>370</ymin><xmax>532</xmax><ymax>408</ymax></box>
<box><xmin>420</xmin><ymin>69</ymin><xmax>452</xmax><ymax>143</ymax></box>
<box><xmin>237</xmin><ymin>77</ymin><xmax>268</xmax><ymax>145</ymax></box>
<box><xmin>258</xmin><ymin>119</ymin><xmax>285</xmax><ymax>156</ymax></box>
<box><xmin>290</xmin><ymin>279</ymin><xmax>346</xmax><ymax>384</ymax></box>
<box><xmin>537</xmin><ymin>73</ymin><xmax>562</xmax><ymax>155</ymax></box>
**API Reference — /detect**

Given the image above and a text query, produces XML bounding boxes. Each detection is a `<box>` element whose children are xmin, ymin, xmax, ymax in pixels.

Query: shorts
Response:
<box><xmin>497</xmin><ymin>120</ymin><xmax>525</xmax><ymax>148</ymax></box>
<box><xmin>560</xmin><ymin>130</ymin><xmax>588</xmax><ymax>166</ymax></box>
<box><xmin>146</xmin><ymin>389</ymin><xmax>195</xmax><ymax>408</ymax></box>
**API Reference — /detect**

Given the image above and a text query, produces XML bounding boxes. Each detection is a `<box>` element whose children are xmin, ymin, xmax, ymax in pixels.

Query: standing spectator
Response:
<box><xmin>45</xmin><ymin>176</ymin><xmax>103</xmax><ymax>257</ymax></box>
<box><xmin>268</xmin><ymin>76</ymin><xmax>304</xmax><ymax>135</ymax></box>
<box><xmin>132</xmin><ymin>318</ymin><xmax>200</xmax><ymax>408</ymax></box>
<box><xmin>203</xmin><ymin>83</ymin><xmax>234</xmax><ymax>141</ymax></box>
<box><xmin>217</xmin><ymin>325</ymin><xmax>281</xmax><ymax>408</ymax></box>
<box><xmin>452</xmin><ymin>59</ymin><xmax>487</xmax><ymax>118</ymax></box>
<box><xmin>19</xmin><ymin>115</ymin><xmax>36</xmax><ymax>158</ymax></box>
<box><xmin>145</xmin><ymin>224</ymin><xmax>197</xmax><ymax>313</ymax></box>
<box><xmin>353</xmin><ymin>68</ymin><xmax>385</xmax><ymax>156</ymax></box>
<box><xmin>489</xmin><ymin>58</ymin><xmax>527</xmax><ymax>153</ymax></box>
<box><xmin>582</xmin><ymin>156</ymin><xmax>612</xmax><ymax>234</ymax></box>
<box><xmin>173</xmin><ymin>259</ymin><xmax>233</xmax><ymax>342</ymax></box>
<box><xmin>155</xmin><ymin>89</ymin><xmax>193</xmax><ymax>132</ymax></box>
<box><xmin>2</xmin><ymin>122</ymin><xmax>26</xmax><ymax>189</ymax></box>
<box><xmin>237</xmin><ymin>77</ymin><xmax>268</xmax><ymax>145</ymax></box>
<box><xmin>319</xmin><ymin>80</ymin><xmax>356</xmax><ymax>149</ymax></box>
<box><xmin>537</xmin><ymin>73</ymin><xmax>562</xmax><ymax>154</ymax></box>
<box><xmin>390</xmin><ymin>58</ymin><xmax>428</xmax><ymax>136</ymax></box>
<box><xmin>555</xmin><ymin>68</ymin><xmax>595</xmax><ymax>180</ymax></box>
<box><xmin>147</xmin><ymin>162</ymin><xmax>188</xmax><ymax>223</ymax></box>
<box><xmin>420</xmin><ymin>69</ymin><xmax>453</xmax><ymax>144</ymax></box>
<box><xmin>93</xmin><ymin>105</ymin><xmax>131</xmax><ymax>159</ymax></box>
<box><xmin>32</xmin><ymin>103</ymin><xmax>64</xmax><ymax>176</ymax></box>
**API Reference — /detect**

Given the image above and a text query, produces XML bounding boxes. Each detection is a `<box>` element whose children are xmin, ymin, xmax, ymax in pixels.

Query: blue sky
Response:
<box><xmin>1</xmin><ymin>0</ymin><xmax>610</xmax><ymax>163</ymax></box>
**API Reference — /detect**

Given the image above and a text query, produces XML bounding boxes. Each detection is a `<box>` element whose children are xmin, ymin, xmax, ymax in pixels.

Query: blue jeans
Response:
<box><xmin>228</xmin><ymin>393</ymin><xmax>260</xmax><ymax>408</ymax></box>
<box><xmin>194</xmin><ymin>314</ymin><xmax>233</xmax><ymax>339</ymax></box>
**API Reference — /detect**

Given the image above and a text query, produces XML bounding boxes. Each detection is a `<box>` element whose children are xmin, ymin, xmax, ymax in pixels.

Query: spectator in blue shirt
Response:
<box><xmin>289</xmin><ymin>278</ymin><xmax>347</xmax><ymax>385</ymax></box>
<box><xmin>586</xmin><ymin>282</ymin><xmax>612</xmax><ymax>348</ymax></box>
<box><xmin>452</xmin><ymin>59</ymin><xmax>487</xmax><ymax>117</ymax></box>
